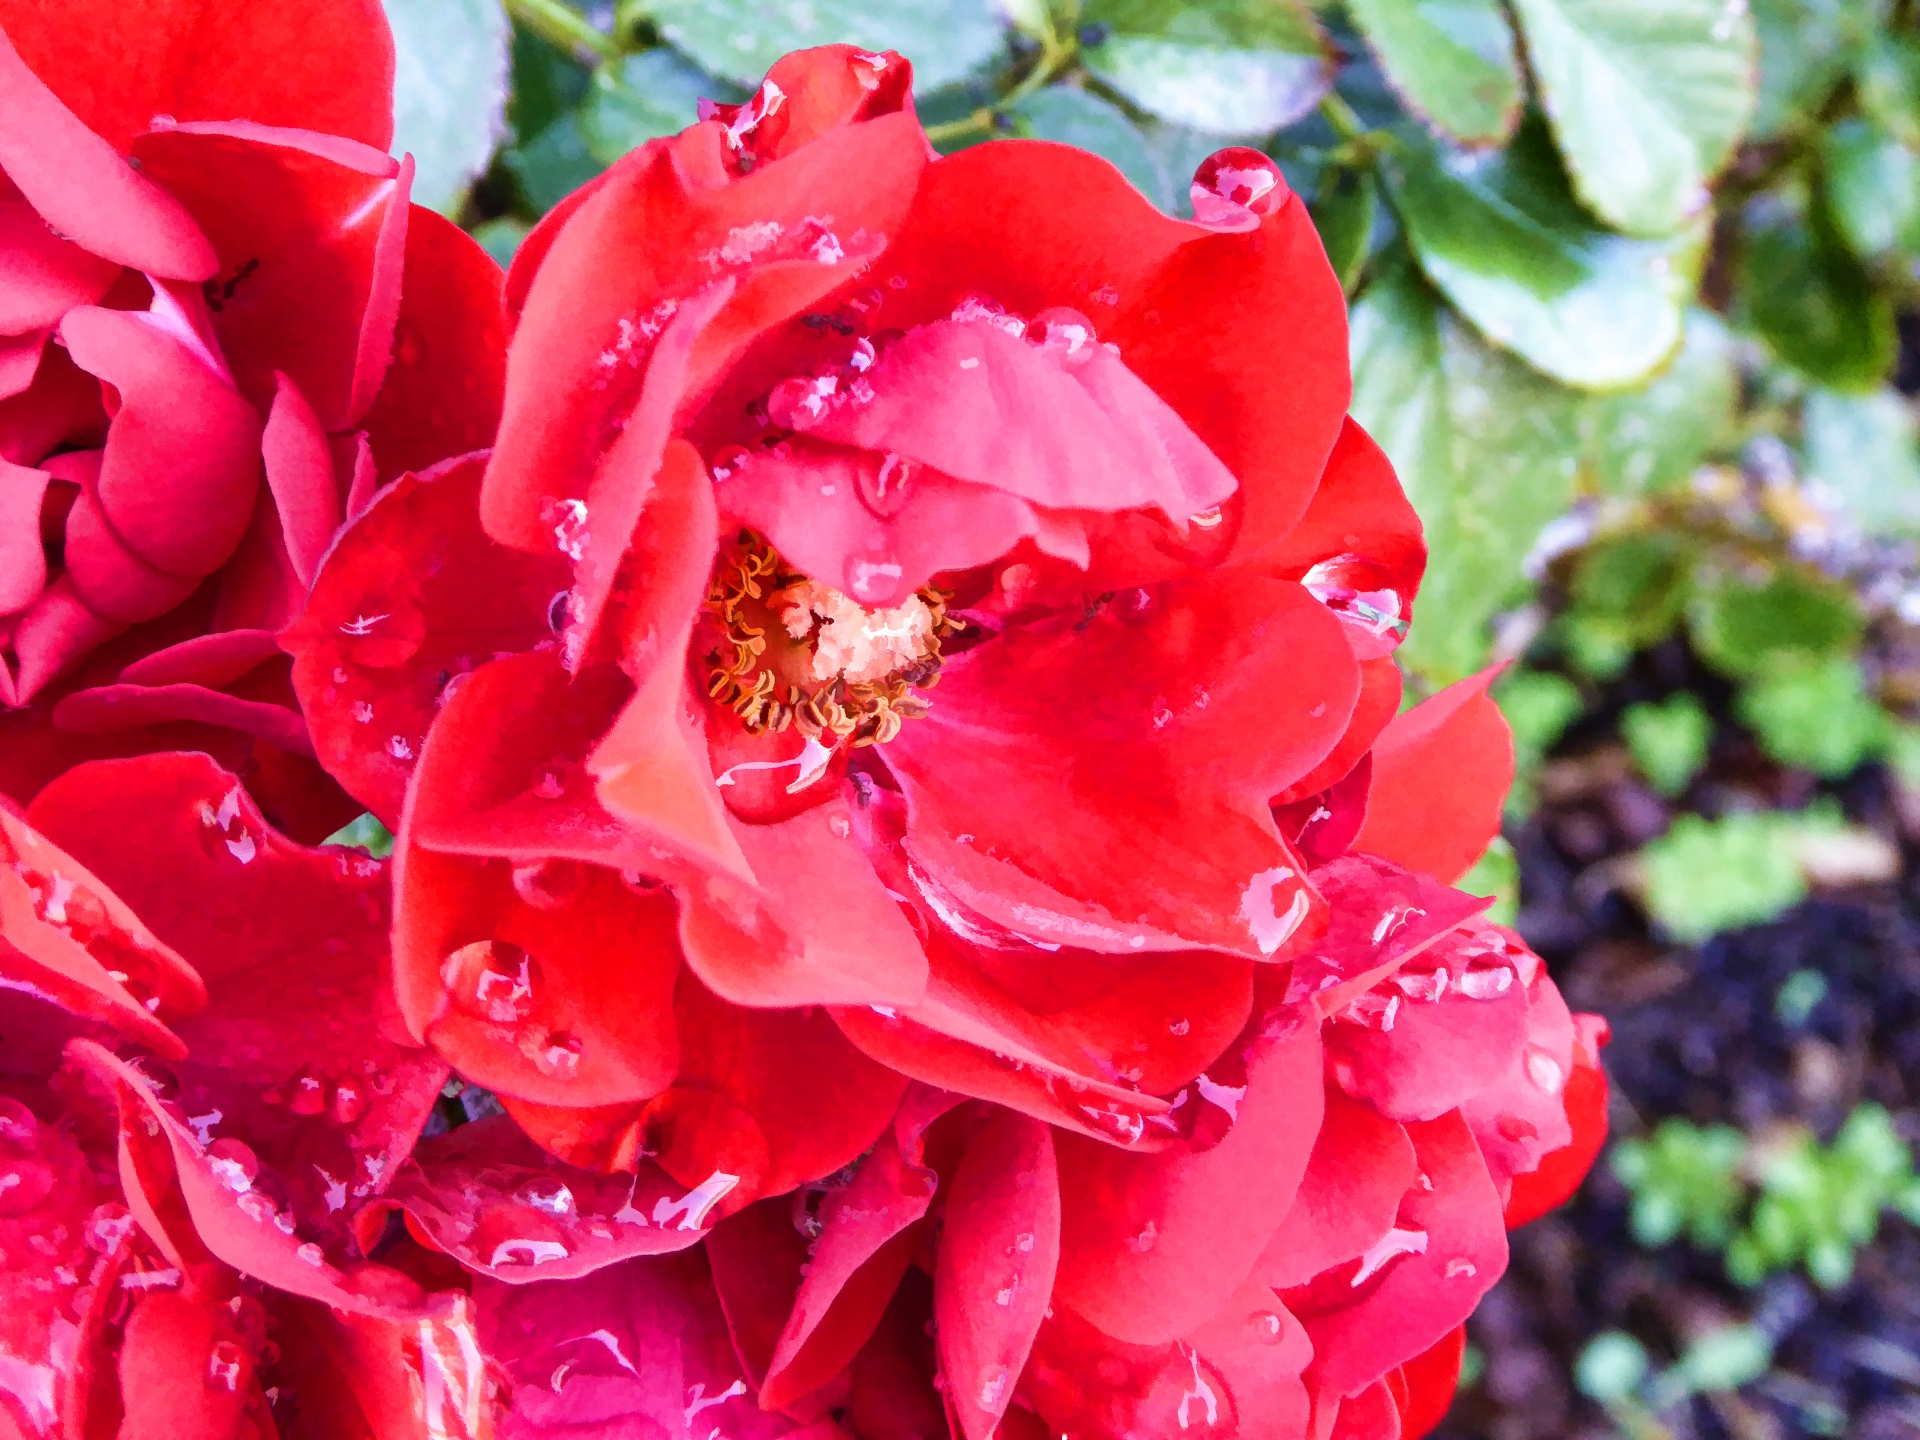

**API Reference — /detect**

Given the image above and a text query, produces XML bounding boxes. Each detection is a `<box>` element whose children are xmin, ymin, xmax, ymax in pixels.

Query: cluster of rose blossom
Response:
<box><xmin>0</xmin><ymin>5</ymin><xmax>1607</xmax><ymax>1437</ymax></box>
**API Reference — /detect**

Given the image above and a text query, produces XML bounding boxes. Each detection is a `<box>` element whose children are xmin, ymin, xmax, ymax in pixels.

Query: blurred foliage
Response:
<box><xmin>1632</xmin><ymin>804</ymin><xmax>1854</xmax><ymax>941</ymax></box>
<box><xmin>322</xmin><ymin>813</ymin><xmax>396</xmax><ymax>858</ymax></box>
<box><xmin>1613</xmin><ymin>1106</ymin><xmax>1920</xmax><ymax>1293</ymax></box>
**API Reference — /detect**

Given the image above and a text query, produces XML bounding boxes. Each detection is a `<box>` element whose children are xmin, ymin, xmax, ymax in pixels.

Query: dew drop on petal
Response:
<box><xmin>858</xmin><ymin>452</ymin><xmax>917</xmax><ymax>518</ymax></box>
<box><xmin>1191</xmin><ymin>147</ymin><xmax>1287</xmax><ymax>225</ymax></box>
<box><xmin>536</xmin><ymin>1031</ymin><xmax>584</xmax><ymax>1078</ymax></box>
<box><xmin>511</xmin><ymin>858</ymin><xmax>588</xmax><ymax>910</ymax></box>
<box><xmin>1249</xmin><ymin>1310</ymin><xmax>1285</xmax><ymax>1343</ymax></box>
<box><xmin>330</xmin><ymin>1081</ymin><xmax>368</xmax><ymax>1126</ymax></box>
<box><xmin>286</xmin><ymin>1069</ymin><xmax>327</xmax><ymax>1116</ymax></box>
<box><xmin>205</xmin><ymin>1339</ymin><xmax>245</xmax><ymax>1392</ymax></box>
<box><xmin>977</xmin><ymin>1366</ymin><xmax>1011</xmax><ymax>1411</ymax></box>
<box><xmin>296</xmin><ymin>1242</ymin><xmax>325</xmax><ymax>1267</ymax></box>
<box><xmin>1026</xmin><ymin>306</ymin><xmax>1095</xmax><ymax>365</ymax></box>
<box><xmin>515</xmin><ymin>1177</ymin><xmax>577</xmax><ymax>1216</ymax></box>
<box><xmin>441</xmin><ymin>941</ymin><xmax>541</xmax><ymax>1025</ymax></box>
<box><xmin>1526</xmin><ymin>1049</ymin><xmax>1566</xmax><ymax>1095</ymax></box>
<box><xmin>205</xmin><ymin>1138</ymin><xmax>259</xmax><ymax>1193</ymax></box>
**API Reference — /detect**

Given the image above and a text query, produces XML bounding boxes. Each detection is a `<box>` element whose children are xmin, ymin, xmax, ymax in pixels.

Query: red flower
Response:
<box><xmin>0</xmin><ymin>0</ymin><xmax>504</xmax><ymax>841</ymax></box>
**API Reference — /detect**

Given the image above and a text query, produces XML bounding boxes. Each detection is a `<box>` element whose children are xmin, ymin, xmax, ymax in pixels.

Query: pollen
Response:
<box><xmin>702</xmin><ymin>531</ymin><xmax>962</xmax><ymax>747</ymax></box>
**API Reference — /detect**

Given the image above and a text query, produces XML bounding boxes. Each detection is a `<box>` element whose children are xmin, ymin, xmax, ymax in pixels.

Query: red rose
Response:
<box><xmin>0</xmin><ymin>0</ymin><xmax>504</xmax><ymax>841</ymax></box>
<box><xmin>285</xmin><ymin>44</ymin><xmax>1423</xmax><ymax>1166</ymax></box>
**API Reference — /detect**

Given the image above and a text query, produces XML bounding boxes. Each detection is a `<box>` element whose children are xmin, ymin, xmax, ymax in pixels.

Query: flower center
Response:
<box><xmin>702</xmin><ymin>531</ymin><xmax>961</xmax><ymax>746</ymax></box>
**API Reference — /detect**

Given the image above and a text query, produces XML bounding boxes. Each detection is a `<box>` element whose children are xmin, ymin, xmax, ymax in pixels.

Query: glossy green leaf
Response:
<box><xmin>1689</xmin><ymin>567</ymin><xmax>1863</xmax><ymax>678</ymax></box>
<box><xmin>507</xmin><ymin>16</ymin><xmax>592</xmax><ymax>141</ymax></box>
<box><xmin>581</xmin><ymin>48</ymin><xmax>735</xmax><ymax>166</ymax></box>
<box><xmin>1737</xmin><ymin>653</ymin><xmax>1888</xmax><ymax>776</ymax></box>
<box><xmin>1351</xmin><ymin>264</ymin><xmax>1583</xmax><ymax>682</ymax></box>
<box><xmin>1510</xmin><ymin>0</ymin><xmax>1757</xmax><ymax>237</ymax></box>
<box><xmin>1382</xmin><ymin>123</ymin><xmax>1697</xmax><ymax>390</ymax></box>
<box><xmin>1823</xmin><ymin>117</ymin><xmax>1920</xmax><ymax>260</ymax></box>
<box><xmin>387</xmin><ymin>0</ymin><xmax>512</xmax><ymax>214</ymax></box>
<box><xmin>1743</xmin><ymin>204</ymin><xmax>1895</xmax><ymax>391</ymax></box>
<box><xmin>1580</xmin><ymin>309</ymin><xmax>1738</xmax><ymax>495</ymax></box>
<box><xmin>1750</xmin><ymin>0</ymin><xmax>1881</xmax><ymax>140</ymax></box>
<box><xmin>1637</xmin><ymin>811</ymin><xmax>1814</xmax><ymax>940</ymax></box>
<box><xmin>1855</xmin><ymin>31</ymin><xmax>1920</xmax><ymax>147</ymax></box>
<box><xmin>502</xmin><ymin>110</ymin><xmax>604</xmax><ymax>214</ymax></box>
<box><xmin>1008</xmin><ymin>86</ymin><xmax>1170</xmax><ymax>208</ymax></box>
<box><xmin>645</xmin><ymin>0</ymin><xmax>1005</xmax><ymax>92</ymax></box>
<box><xmin>1802</xmin><ymin>386</ymin><xmax>1920</xmax><ymax>534</ymax></box>
<box><xmin>1345</xmin><ymin>0</ymin><xmax>1521</xmax><ymax>146</ymax></box>
<box><xmin>1310</xmin><ymin>167</ymin><xmax>1379</xmax><ymax>293</ymax></box>
<box><xmin>1079</xmin><ymin>0</ymin><xmax>1334</xmax><ymax>134</ymax></box>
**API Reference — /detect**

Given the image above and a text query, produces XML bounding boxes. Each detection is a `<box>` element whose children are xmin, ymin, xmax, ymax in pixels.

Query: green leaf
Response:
<box><xmin>1823</xmin><ymin>118</ymin><xmax>1920</xmax><ymax>261</ymax></box>
<box><xmin>1381</xmin><ymin>122</ymin><xmax>1697</xmax><ymax>390</ymax></box>
<box><xmin>1673</xmin><ymin>1325</ymin><xmax>1774</xmax><ymax>1395</ymax></box>
<box><xmin>1638</xmin><ymin>810</ymin><xmax>1812</xmax><ymax>940</ymax></box>
<box><xmin>1509</xmin><ymin>0</ymin><xmax>1756</xmax><ymax>237</ymax></box>
<box><xmin>644</xmin><ymin>0</ymin><xmax>1006</xmax><ymax>92</ymax></box>
<box><xmin>1622</xmin><ymin>694</ymin><xmax>1713</xmax><ymax>796</ymax></box>
<box><xmin>1689</xmin><ymin>567</ymin><xmax>1863</xmax><ymax>677</ymax></box>
<box><xmin>1580</xmin><ymin>308</ymin><xmax>1738</xmax><ymax>495</ymax></box>
<box><xmin>469</xmin><ymin>215</ymin><xmax>532</xmax><ymax>266</ymax></box>
<box><xmin>1742</xmin><ymin>203</ymin><xmax>1895</xmax><ymax>391</ymax></box>
<box><xmin>1575</xmin><ymin>1332</ymin><xmax>1651</xmax><ymax>1405</ymax></box>
<box><xmin>508</xmin><ymin>15</ymin><xmax>592</xmax><ymax>142</ymax></box>
<box><xmin>387</xmin><ymin>0</ymin><xmax>512</xmax><ymax>214</ymax></box>
<box><xmin>1079</xmin><ymin>0</ymin><xmax>1334</xmax><ymax>134</ymax></box>
<box><xmin>1802</xmin><ymin>386</ymin><xmax>1920</xmax><ymax>535</ymax></box>
<box><xmin>1458</xmin><ymin>836</ymin><xmax>1520</xmax><ymax>924</ymax></box>
<box><xmin>1345</xmin><ymin>0</ymin><xmax>1522</xmax><ymax>146</ymax></box>
<box><xmin>1008</xmin><ymin>86</ymin><xmax>1171</xmax><ymax>208</ymax></box>
<box><xmin>323</xmin><ymin>813</ymin><xmax>395</xmax><ymax>858</ymax></box>
<box><xmin>1855</xmin><ymin>32</ymin><xmax>1920</xmax><ymax>148</ymax></box>
<box><xmin>1750</xmin><ymin>0</ymin><xmax>1880</xmax><ymax>141</ymax></box>
<box><xmin>581</xmin><ymin>49</ymin><xmax>735</xmax><ymax>166</ymax></box>
<box><xmin>1350</xmin><ymin>263</ymin><xmax>1583</xmax><ymax>682</ymax></box>
<box><xmin>1310</xmin><ymin>167</ymin><xmax>1378</xmax><ymax>293</ymax></box>
<box><xmin>502</xmin><ymin>110</ymin><xmax>605</xmax><ymax>215</ymax></box>
<box><xmin>1736</xmin><ymin>653</ymin><xmax>1888</xmax><ymax>777</ymax></box>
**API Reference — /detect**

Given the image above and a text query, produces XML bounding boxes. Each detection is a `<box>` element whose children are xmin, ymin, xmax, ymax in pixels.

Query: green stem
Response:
<box><xmin>505</xmin><ymin>0</ymin><xmax>616</xmax><ymax>61</ymax></box>
<box><xmin>924</xmin><ymin>108</ymin><xmax>995</xmax><ymax>146</ymax></box>
<box><xmin>1319</xmin><ymin>92</ymin><xmax>1368</xmax><ymax>144</ymax></box>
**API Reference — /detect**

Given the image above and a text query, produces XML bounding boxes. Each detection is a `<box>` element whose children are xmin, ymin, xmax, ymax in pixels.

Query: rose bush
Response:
<box><xmin>0</xmin><ymin>0</ymin><xmax>505</xmax><ymax>841</ymax></box>
<box><xmin>0</xmin><ymin>29</ymin><xmax>1609</xmax><ymax>1440</ymax></box>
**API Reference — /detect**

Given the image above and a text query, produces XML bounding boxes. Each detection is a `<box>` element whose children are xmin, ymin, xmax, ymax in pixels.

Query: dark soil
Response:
<box><xmin>1436</xmin><ymin>638</ymin><xmax>1920</xmax><ymax>1440</ymax></box>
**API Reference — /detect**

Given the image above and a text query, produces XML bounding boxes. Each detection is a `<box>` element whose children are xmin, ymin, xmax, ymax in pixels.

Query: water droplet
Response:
<box><xmin>515</xmin><ymin>1177</ymin><xmax>577</xmax><ymax>1216</ymax></box>
<box><xmin>1014</xmin><ymin>1231</ymin><xmax>1035</xmax><ymax>1253</ymax></box>
<box><xmin>330</xmin><ymin>1081</ymin><xmax>368</xmax><ymax>1125</ymax></box>
<box><xmin>206</xmin><ymin>1338</ymin><xmax>245</xmax><ymax>1392</ymax></box>
<box><xmin>541</xmin><ymin>497</ymin><xmax>590</xmax><ymax>562</ymax></box>
<box><xmin>1445</xmin><ymin>1258</ymin><xmax>1477</xmax><ymax>1279</ymax></box>
<box><xmin>1027</xmin><ymin>307</ymin><xmax>1097</xmax><ymax>370</ymax></box>
<box><xmin>1351</xmin><ymin>1226</ymin><xmax>1427</xmax><ymax>1285</ymax></box>
<box><xmin>977</xmin><ymin>1366</ymin><xmax>1011</xmax><ymax>1411</ymax></box>
<box><xmin>1125</xmin><ymin>1220</ymin><xmax>1158</xmax><ymax>1253</ymax></box>
<box><xmin>0</xmin><ymin>1097</ymin><xmax>37</xmax><ymax>1146</ymax></box>
<box><xmin>351</xmin><ymin>700</ymin><xmax>374</xmax><ymax>723</ymax></box>
<box><xmin>1301</xmin><ymin>554</ymin><xmax>1408</xmax><ymax>644</ymax></box>
<box><xmin>532</xmin><ymin>769</ymin><xmax>566</xmax><ymax>800</ymax></box>
<box><xmin>766</xmin><ymin>373</ymin><xmax>838</xmax><ymax>431</ymax></box>
<box><xmin>536</xmin><ymin>1030</ymin><xmax>584</xmax><ymax>1078</ymax></box>
<box><xmin>709</xmin><ymin>444</ymin><xmax>752</xmax><ymax>483</ymax></box>
<box><xmin>0</xmin><ymin>1156</ymin><xmax>54</xmax><ymax>1216</ymax></box>
<box><xmin>827</xmin><ymin>812</ymin><xmax>852</xmax><ymax>839</ymax></box>
<box><xmin>440</xmin><ymin>940</ymin><xmax>541</xmax><ymax>1025</ymax></box>
<box><xmin>1336</xmin><ymin>990</ymin><xmax>1401</xmax><ymax>1032</ymax></box>
<box><xmin>1168</xmin><ymin>1017</ymin><xmax>1191</xmax><ymax>1036</ymax></box>
<box><xmin>511</xmin><ymin>858</ymin><xmax>588</xmax><ymax>910</ymax></box>
<box><xmin>858</xmin><ymin>452</ymin><xmax>916</xmax><ymax>518</ymax></box>
<box><xmin>845</xmin><ymin>554</ymin><xmax>904</xmax><ymax>603</ymax></box>
<box><xmin>1456</xmin><ymin>964</ymin><xmax>1514</xmax><ymax>1001</ymax></box>
<box><xmin>205</xmin><ymin>1138</ymin><xmax>259</xmax><ymax>1192</ymax></box>
<box><xmin>1250</xmin><ymin>1310</ymin><xmax>1285</xmax><ymax>1343</ymax></box>
<box><xmin>490</xmin><ymin>1237</ymin><xmax>570</xmax><ymax>1267</ymax></box>
<box><xmin>295</xmin><ymin>1242</ymin><xmax>325</xmax><ymax>1266</ymax></box>
<box><xmin>386</xmin><ymin>735</ymin><xmax>414</xmax><ymax>762</ymax></box>
<box><xmin>1526</xmin><ymin>1049</ymin><xmax>1566</xmax><ymax>1095</ymax></box>
<box><xmin>226</xmin><ymin>833</ymin><xmax>256</xmax><ymax>864</ymax></box>
<box><xmin>1391</xmin><ymin>966</ymin><xmax>1449</xmax><ymax>1003</ymax></box>
<box><xmin>287</xmin><ymin>1069</ymin><xmax>328</xmax><ymax>1116</ymax></box>
<box><xmin>151</xmin><ymin>112</ymin><xmax>178</xmax><ymax>130</ymax></box>
<box><xmin>1191</xmin><ymin>147</ymin><xmax>1287</xmax><ymax>226</ymax></box>
<box><xmin>1189</xmin><ymin>506</ymin><xmax>1224</xmax><ymax>529</ymax></box>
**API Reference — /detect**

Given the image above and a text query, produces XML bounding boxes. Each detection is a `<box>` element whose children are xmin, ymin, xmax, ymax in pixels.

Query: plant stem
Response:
<box><xmin>923</xmin><ymin>108</ymin><xmax>995</xmax><ymax>146</ymax></box>
<box><xmin>1319</xmin><ymin>92</ymin><xmax>1367</xmax><ymax>144</ymax></box>
<box><xmin>505</xmin><ymin>0</ymin><xmax>616</xmax><ymax>61</ymax></box>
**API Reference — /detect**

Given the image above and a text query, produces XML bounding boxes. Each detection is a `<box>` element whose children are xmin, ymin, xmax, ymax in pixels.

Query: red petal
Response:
<box><xmin>485</xmin><ymin>113</ymin><xmax>929</xmax><ymax>552</ymax></box>
<box><xmin>1328</xmin><ymin>1379</ymin><xmax>1402</xmax><ymax>1440</ymax></box>
<box><xmin>1389</xmin><ymin>1327</ymin><xmax>1466</xmax><ymax>1440</ymax></box>
<box><xmin>0</xmin><ymin>456</ymin><xmax>49</xmax><ymax>613</ymax></box>
<box><xmin>1350</xmin><ymin>667</ymin><xmax>1514</xmax><ymax>884</ymax></box>
<box><xmin>359</xmin><ymin>206</ymin><xmax>507</xmax><ymax>481</ymax></box>
<box><xmin>1264</xmin><ymin>418</ymin><xmax>1424</xmax><ymax>620</ymax></box>
<box><xmin>128</xmin><ymin>123</ymin><xmax>407</xmax><ymax>430</ymax></box>
<box><xmin>1504</xmin><ymin>1015</ymin><xmax>1610</xmax><ymax>1230</ymax></box>
<box><xmin>1026</xmin><ymin>1280</ymin><xmax>1313</xmax><ymax>1439</ymax></box>
<box><xmin>1460</xmin><ymin>971</ymin><xmax>1577</xmax><ymax>1190</ymax></box>
<box><xmin>1284</xmin><ymin>855</ymin><xmax>1492</xmax><ymax>1017</ymax></box>
<box><xmin>1285</xmin><ymin>1111</ymin><xmax>1506</xmax><ymax>1400</ymax></box>
<box><xmin>0</xmin><ymin>0</ymin><xmax>396</xmax><ymax>151</ymax></box>
<box><xmin>261</xmin><ymin>373</ymin><xmax>340</xmax><ymax>588</ymax></box>
<box><xmin>755</xmin><ymin>1088</ymin><xmax>963</xmax><ymax>1408</ymax></box>
<box><xmin>1274</xmin><ymin>656</ymin><xmax>1402</xmax><ymax>807</ymax></box>
<box><xmin>59</xmin><ymin>303</ymin><xmax>261</xmax><ymax>581</ymax></box>
<box><xmin>1054</xmin><ymin>1013</ymin><xmax>1323</xmax><ymax>1346</ymax></box>
<box><xmin>475</xmin><ymin>1249</ymin><xmax>811</xmax><ymax>1438</ymax></box>
<box><xmin>357</xmin><ymin>1112</ymin><xmax>731</xmax><ymax>1282</ymax></box>
<box><xmin>935</xmin><ymin>1110</ymin><xmax>1060</xmax><ymax>1440</ymax></box>
<box><xmin>0</xmin><ymin>805</ymin><xmax>203</xmax><ymax>1055</ymax></box>
<box><xmin>1325</xmin><ymin>919</ymin><xmax>1532</xmax><ymax>1123</ymax></box>
<box><xmin>885</xmin><ymin>576</ymin><xmax>1356</xmax><ymax>958</ymax></box>
<box><xmin>30</xmin><ymin>754</ymin><xmax>447</xmax><ymax>1255</ymax></box>
<box><xmin>115</xmin><ymin>1287</ymin><xmax>266</xmax><ymax>1440</ymax></box>
<box><xmin>282</xmin><ymin>453</ymin><xmax>571</xmax><ymax>827</ymax></box>
<box><xmin>0</xmin><ymin>196</ymin><xmax>119</xmax><ymax>330</ymax></box>
<box><xmin>0</xmin><ymin>28</ymin><xmax>215</xmax><ymax>278</ymax></box>
<box><xmin>1258</xmin><ymin>1086</ymin><xmax>1417</xmax><ymax>1291</ymax></box>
